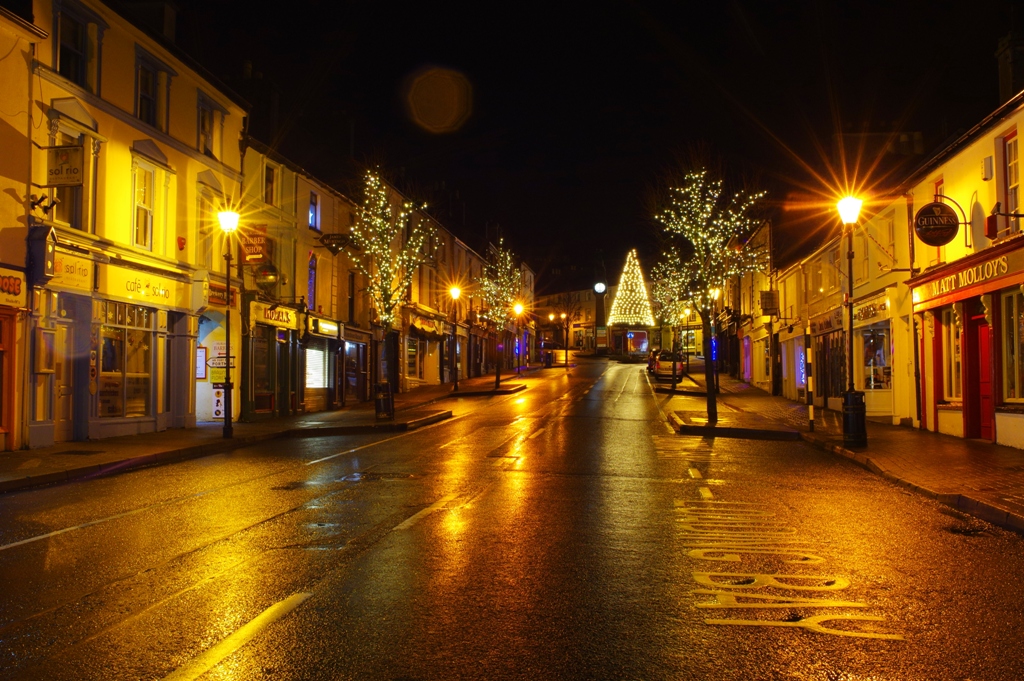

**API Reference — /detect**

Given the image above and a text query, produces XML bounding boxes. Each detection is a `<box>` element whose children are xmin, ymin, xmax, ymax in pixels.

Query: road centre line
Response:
<box><xmin>393</xmin><ymin>493</ymin><xmax>458</xmax><ymax>530</ymax></box>
<box><xmin>162</xmin><ymin>592</ymin><xmax>312</xmax><ymax>681</ymax></box>
<box><xmin>688</xmin><ymin>468</ymin><xmax>703</xmax><ymax>479</ymax></box>
<box><xmin>528</xmin><ymin>427</ymin><xmax>546</xmax><ymax>440</ymax></box>
<box><xmin>698</xmin><ymin>487</ymin><xmax>714</xmax><ymax>500</ymax></box>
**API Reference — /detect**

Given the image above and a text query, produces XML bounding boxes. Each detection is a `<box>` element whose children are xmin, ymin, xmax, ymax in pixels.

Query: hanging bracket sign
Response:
<box><xmin>914</xmin><ymin>202</ymin><xmax>960</xmax><ymax>247</ymax></box>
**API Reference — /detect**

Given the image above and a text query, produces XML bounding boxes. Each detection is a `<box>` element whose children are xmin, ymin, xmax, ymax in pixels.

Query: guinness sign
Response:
<box><xmin>914</xmin><ymin>202</ymin><xmax>959</xmax><ymax>247</ymax></box>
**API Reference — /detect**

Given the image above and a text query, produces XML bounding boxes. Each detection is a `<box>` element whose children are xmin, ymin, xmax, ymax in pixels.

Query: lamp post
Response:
<box><xmin>513</xmin><ymin>302</ymin><xmax>524</xmax><ymax>374</ymax></box>
<box><xmin>594</xmin><ymin>282</ymin><xmax>607</xmax><ymax>355</ymax></box>
<box><xmin>560</xmin><ymin>312</ymin><xmax>568</xmax><ymax>368</ymax></box>
<box><xmin>838</xmin><ymin>196</ymin><xmax>867</xmax><ymax>447</ymax></box>
<box><xmin>683</xmin><ymin>306</ymin><xmax>691</xmax><ymax>375</ymax></box>
<box><xmin>217</xmin><ymin>209</ymin><xmax>239</xmax><ymax>439</ymax></box>
<box><xmin>710</xmin><ymin>288</ymin><xmax>721</xmax><ymax>394</ymax></box>
<box><xmin>449</xmin><ymin>286</ymin><xmax>461</xmax><ymax>391</ymax></box>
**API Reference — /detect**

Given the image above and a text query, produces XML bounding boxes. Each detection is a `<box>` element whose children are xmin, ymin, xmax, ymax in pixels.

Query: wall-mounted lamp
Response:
<box><xmin>30</xmin><ymin>194</ymin><xmax>60</xmax><ymax>214</ymax></box>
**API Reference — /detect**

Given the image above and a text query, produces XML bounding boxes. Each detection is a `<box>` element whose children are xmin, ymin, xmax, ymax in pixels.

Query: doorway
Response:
<box><xmin>54</xmin><ymin>324</ymin><xmax>73</xmax><ymax>443</ymax></box>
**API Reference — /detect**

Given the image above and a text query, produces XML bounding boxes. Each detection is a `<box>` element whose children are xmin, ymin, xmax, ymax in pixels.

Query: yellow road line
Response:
<box><xmin>699</xmin><ymin>487</ymin><xmax>714</xmax><ymax>500</ymax></box>
<box><xmin>688</xmin><ymin>468</ymin><xmax>703</xmax><ymax>479</ymax></box>
<box><xmin>162</xmin><ymin>592</ymin><xmax>312</xmax><ymax>681</ymax></box>
<box><xmin>393</xmin><ymin>493</ymin><xmax>458</xmax><ymax>530</ymax></box>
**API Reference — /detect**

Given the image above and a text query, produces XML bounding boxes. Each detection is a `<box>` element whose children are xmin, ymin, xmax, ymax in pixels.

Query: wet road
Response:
<box><xmin>2</xmin><ymin>359</ymin><xmax>1024</xmax><ymax>680</ymax></box>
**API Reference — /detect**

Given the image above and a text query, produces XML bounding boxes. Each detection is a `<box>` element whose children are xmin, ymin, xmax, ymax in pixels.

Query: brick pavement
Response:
<box><xmin>674</xmin><ymin>362</ymin><xmax>1024</xmax><ymax>534</ymax></box>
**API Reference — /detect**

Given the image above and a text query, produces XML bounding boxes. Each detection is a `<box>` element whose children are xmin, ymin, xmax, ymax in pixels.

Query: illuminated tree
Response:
<box><xmin>476</xmin><ymin>239</ymin><xmax>521</xmax><ymax>388</ymax></box>
<box><xmin>654</xmin><ymin>168</ymin><xmax>768</xmax><ymax>421</ymax></box>
<box><xmin>348</xmin><ymin>169</ymin><xmax>437</xmax><ymax>390</ymax></box>
<box><xmin>607</xmin><ymin>249</ymin><xmax>655</xmax><ymax>328</ymax></box>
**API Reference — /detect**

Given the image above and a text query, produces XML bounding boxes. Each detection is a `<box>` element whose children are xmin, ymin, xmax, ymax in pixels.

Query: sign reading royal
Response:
<box><xmin>45</xmin><ymin>146</ymin><xmax>85</xmax><ymax>187</ymax></box>
<box><xmin>914</xmin><ymin>202</ymin><xmax>959</xmax><ymax>247</ymax></box>
<box><xmin>251</xmin><ymin>301</ymin><xmax>302</xmax><ymax>331</ymax></box>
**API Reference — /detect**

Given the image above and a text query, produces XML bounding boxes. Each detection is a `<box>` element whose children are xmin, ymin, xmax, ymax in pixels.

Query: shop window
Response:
<box><xmin>407</xmin><ymin>336</ymin><xmax>424</xmax><ymax>379</ymax></box>
<box><xmin>941</xmin><ymin>309</ymin><xmax>962</xmax><ymax>401</ymax></box>
<box><xmin>99</xmin><ymin>302</ymin><xmax>153</xmax><ymax>418</ymax></box>
<box><xmin>1003</xmin><ymin>292</ymin><xmax>1024</xmax><ymax>401</ymax></box>
<box><xmin>253</xmin><ymin>326</ymin><xmax>273</xmax><ymax>412</ymax></box>
<box><xmin>861</xmin><ymin>327</ymin><xmax>891</xmax><ymax>390</ymax></box>
<box><xmin>305</xmin><ymin>343</ymin><xmax>327</xmax><ymax>389</ymax></box>
<box><xmin>348</xmin><ymin>272</ymin><xmax>356</xmax><ymax>322</ymax></box>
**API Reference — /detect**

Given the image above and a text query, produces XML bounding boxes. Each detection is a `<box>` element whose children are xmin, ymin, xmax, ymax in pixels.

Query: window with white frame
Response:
<box><xmin>1003</xmin><ymin>292</ymin><xmax>1024</xmax><ymax>401</ymax></box>
<box><xmin>198</xmin><ymin>100</ymin><xmax>215</xmax><ymax>156</ymax></box>
<box><xmin>827</xmin><ymin>248</ymin><xmax>840</xmax><ymax>291</ymax></box>
<box><xmin>1006</xmin><ymin>131</ymin><xmax>1019</xmax><ymax>233</ymax></box>
<box><xmin>133</xmin><ymin>162</ymin><xmax>155</xmax><ymax>250</ymax></box>
<box><xmin>135</xmin><ymin>48</ymin><xmax>174</xmax><ymax>132</ymax></box>
<box><xmin>309</xmin><ymin>191</ymin><xmax>319</xmax><ymax>230</ymax></box>
<box><xmin>55</xmin><ymin>2</ymin><xmax>105</xmax><ymax>93</ymax></box>
<box><xmin>52</xmin><ymin>131</ymin><xmax>84</xmax><ymax>230</ymax></box>
<box><xmin>884</xmin><ymin>213</ymin><xmax>896</xmax><ymax>264</ymax></box>
<box><xmin>196</xmin><ymin>191</ymin><xmax>215</xmax><ymax>269</ymax></box>
<box><xmin>942</xmin><ymin>308</ymin><xmax>962</xmax><ymax>401</ymax></box>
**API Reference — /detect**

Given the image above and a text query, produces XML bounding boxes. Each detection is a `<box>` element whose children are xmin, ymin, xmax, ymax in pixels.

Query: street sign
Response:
<box><xmin>207</xmin><ymin>356</ymin><xmax>235</xmax><ymax>369</ymax></box>
<box><xmin>320</xmin><ymin>233</ymin><xmax>351</xmax><ymax>255</ymax></box>
<box><xmin>914</xmin><ymin>202</ymin><xmax>959</xmax><ymax>247</ymax></box>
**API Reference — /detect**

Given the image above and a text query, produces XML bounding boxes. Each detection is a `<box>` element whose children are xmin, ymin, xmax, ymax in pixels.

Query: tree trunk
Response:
<box><xmin>702</xmin><ymin>310</ymin><xmax>717</xmax><ymax>422</ymax></box>
<box><xmin>382</xmin><ymin>329</ymin><xmax>400</xmax><ymax>394</ymax></box>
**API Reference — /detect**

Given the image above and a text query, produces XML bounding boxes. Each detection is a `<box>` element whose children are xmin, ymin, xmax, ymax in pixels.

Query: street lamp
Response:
<box><xmin>217</xmin><ymin>209</ymin><xmax>239</xmax><ymax>439</ymax></box>
<box><xmin>513</xmin><ymin>302</ymin><xmax>524</xmax><ymax>375</ymax></box>
<box><xmin>449</xmin><ymin>286</ymin><xmax>461</xmax><ymax>392</ymax></box>
<box><xmin>560</xmin><ymin>312</ymin><xmax>568</xmax><ymax>367</ymax></box>
<box><xmin>838</xmin><ymin>196</ymin><xmax>867</xmax><ymax>447</ymax></box>
<box><xmin>682</xmin><ymin>306</ymin><xmax>691</xmax><ymax>375</ymax></box>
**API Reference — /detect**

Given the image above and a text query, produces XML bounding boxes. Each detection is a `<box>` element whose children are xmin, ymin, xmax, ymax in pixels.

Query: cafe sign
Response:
<box><xmin>914</xmin><ymin>202</ymin><xmax>959</xmax><ymax>247</ymax></box>
<box><xmin>98</xmin><ymin>264</ymin><xmax>189</xmax><ymax>309</ymax></box>
<box><xmin>51</xmin><ymin>252</ymin><xmax>93</xmax><ymax>292</ymax></box>
<box><xmin>810</xmin><ymin>307</ymin><xmax>844</xmax><ymax>335</ymax></box>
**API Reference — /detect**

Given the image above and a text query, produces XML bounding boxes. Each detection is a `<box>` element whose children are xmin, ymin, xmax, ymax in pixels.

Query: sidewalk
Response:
<box><xmin>0</xmin><ymin>368</ymin><xmax>539</xmax><ymax>495</ymax></box>
<box><xmin>670</xmin><ymin>364</ymin><xmax>1024</xmax><ymax>534</ymax></box>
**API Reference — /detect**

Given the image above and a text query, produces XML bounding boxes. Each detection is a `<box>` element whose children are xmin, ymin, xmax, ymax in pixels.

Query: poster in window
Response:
<box><xmin>196</xmin><ymin>346</ymin><xmax>207</xmax><ymax>379</ymax></box>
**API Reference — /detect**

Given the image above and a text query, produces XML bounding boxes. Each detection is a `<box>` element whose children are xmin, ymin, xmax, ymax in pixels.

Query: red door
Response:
<box><xmin>978</xmin><ymin>324</ymin><xmax>993</xmax><ymax>440</ymax></box>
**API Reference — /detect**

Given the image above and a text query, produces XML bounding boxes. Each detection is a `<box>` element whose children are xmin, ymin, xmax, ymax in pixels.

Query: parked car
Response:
<box><xmin>653</xmin><ymin>350</ymin><xmax>685</xmax><ymax>380</ymax></box>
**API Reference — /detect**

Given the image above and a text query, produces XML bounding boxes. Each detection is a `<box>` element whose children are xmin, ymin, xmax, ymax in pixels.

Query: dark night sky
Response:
<box><xmin>172</xmin><ymin>0</ymin><xmax>1014</xmax><ymax>288</ymax></box>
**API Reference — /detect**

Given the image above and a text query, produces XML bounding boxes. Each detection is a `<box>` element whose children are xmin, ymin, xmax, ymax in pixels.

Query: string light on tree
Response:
<box><xmin>607</xmin><ymin>249</ymin><xmax>655</xmax><ymax>327</ymax></box>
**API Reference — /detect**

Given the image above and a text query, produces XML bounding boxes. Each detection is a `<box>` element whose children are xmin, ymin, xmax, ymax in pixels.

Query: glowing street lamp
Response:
<box><xmin>513</xmin><ymin>302</ymin><xmax>524</xmax><ymax>374</ymax></box>
<box><xmin>560</xmin><ymin>312</ymin><xmax>568</xmax><ymax>367</ymax></box>
<box><xmin>449</xmin><ymin>286</ymin><xmax>461</xmax><ymax>392</ymax></box>
<box><xmin>217</xmin><ymin>210</ymin><xmax>239</xmax><ymax>439</ymax></box>
<box><xmin>838</xmin><ymin>196</ymin><xmax>867</xmax><ymax>448</ymax></box>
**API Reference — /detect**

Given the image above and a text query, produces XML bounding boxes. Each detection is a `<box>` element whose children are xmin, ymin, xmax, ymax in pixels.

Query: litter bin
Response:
<box><xmin>842</xmin><ymin>390</ymin><xmax>867</xmax><ymax>448</ymax></box>
<box><xmin>544</xmin><ymin>351</ymin><xmax>553</xmax><ymax>368</ymax></box>
<box><xmin>374</xmin><ymin>381</ymin><xmax>395</xmax><ymax>421</ymax></box>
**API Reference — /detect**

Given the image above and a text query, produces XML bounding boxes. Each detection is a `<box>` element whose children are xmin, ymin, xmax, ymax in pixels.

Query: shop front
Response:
<box><xmin>242</xmin><ymin>297</ymin><xmax>305</xmax><ymax>419</ymax></box>
<box><xmin>30</xmin><ymin>252</ymin><xmax>199</xmax><ymax>446</ymax></box>
<box><xmin>0</xmin><ymin>266</ymin><xmax>27</xmax><ymax>451</ymax></box>
<box><xmin>810</xmin><ymin>306</ymin><xmax>846</xmax><ymax>411</ymax></box>
<box><xmin>778</xmin><ymin>323</ymin><xmax>806</xmax><ymax>403</ymax></box>
<box><xmin>852</xmin><ymin>292</ymin><xmax>894</xmax><ymax>418</ymax></box>
<box><xmin>404</xmin><ymin>312</ymin><xmax>446</xmax><ymax>390</ymax></box>
<box><xmin>910</xmin><ymin>240</ymin><xmax>1024</xmax><ymax>446</ymax></box>
<box><xmin>303</xmin><ymin>313</ymin><xmax>342</xmax><ymax>413</ymax></box>
<box><xmin>341</xmin><ymin>325</ymin><xmax>372</xmax><ymax>405</ymax></box>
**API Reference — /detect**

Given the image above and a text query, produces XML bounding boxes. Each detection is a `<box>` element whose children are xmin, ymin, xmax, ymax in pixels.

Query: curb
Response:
<box><xmin>445</xmin><ymin>384</ymin><xmax>526</xmax><ymax>397</ymax></box>
<box><xmin>0</xmin><ymin>410</ymin><xmax>456</xmax><ymax>495</ymax></box>
<box><xmin>655</xmin><ymin>387</ymin><xmax>708</xmax><ymax>396</ymax></box>
<box><xmin>668</xmin><ymin>412</ymin><xmax>802</xmax><ymax>441</ymax></box>
<box><xmin>284</xmin><ymin>410</ymin><xmax>453</xmax><ymax>437</ymax></box>
<box><xmin>801</xmin><ymin>432</ymin><xmax>1024</xmax><ymax>535</ymax></box>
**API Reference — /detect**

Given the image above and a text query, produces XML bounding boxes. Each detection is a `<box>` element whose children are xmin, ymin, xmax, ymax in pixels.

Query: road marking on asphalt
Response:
<box><xmin>0</xmin><ymin>502</ymin><xmax>176</xmax><ymax>553</ymax></box>
<box><xmin>162</xmin><ymin>592</ymin><xmax>312</xmax><ymax>681</ymax></box>
<box><xmin>688</xmin><ymin>468</ymin><xmax>703</xmax><ymax>479</ymax></box>
<box><xmin>305</xmin><ymin>431</ymin><xmax>413</xmax><ymax>465</ymax></box>
<box><xmin>704</xmin><ymin>614</ymin><xmax>904</xmax><ymax>640</ymax></box>
<box><xmin>692</xmin><ymin>572</ymin><xmax>850</xmax><ymax>591</ymax></box>
<box><xmin>528</xmin><ymin>427</ymin><xmax>546</xmax><ymax>440</ymax></box>
<box><xmin>698</xmin><ymin>487</ymin><xmax>714</xmax><ymax>500</ymax></box>
<box><xmin>393</xmin><ymin>493</ymin><xmax>458</xmax><ymax>530</ymax></box>
<box><xmin>16</xmin><ymin>458</ymin><xmax>41</xmax><ymax>470</ymax></box>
